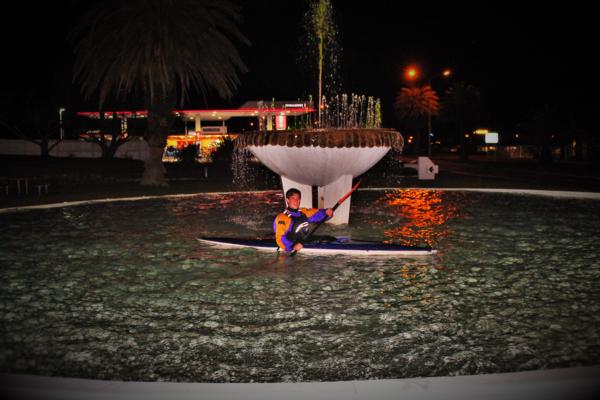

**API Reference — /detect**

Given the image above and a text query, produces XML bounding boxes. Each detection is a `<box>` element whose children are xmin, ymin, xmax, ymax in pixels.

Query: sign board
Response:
<box><xmin>485</xmin><ymin>132</ymin><xmax>499</xmax><ymax>144</ymax></box>
<box><xmin>275</xmin><ymin>115</ymin><xmax>287</xmax><ymax>130</ymax></box>
<box><xmin>284</xmin><ymin>103</ymin><xmax>307</xmax><ymax>108</ymax></box>
<box><xmin>201</xmin><ymin>126</ymin><xmax>227</xmax><ymax>134</ymax></box>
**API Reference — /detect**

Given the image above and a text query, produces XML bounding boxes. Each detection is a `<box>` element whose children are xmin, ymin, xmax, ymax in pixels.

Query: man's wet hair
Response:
<box><xmin>285</xmin><ymin>188</ymin><xmax>301</xmax><ymax>198</ymax></box>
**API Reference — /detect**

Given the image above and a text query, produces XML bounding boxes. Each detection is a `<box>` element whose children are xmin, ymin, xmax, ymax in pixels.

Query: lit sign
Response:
<box><xmin>201</xmin><ymin>126</ymin><xmax>226</xmax><ymax>133</ymax></box>
<box><xmin>275</xmin><ymin>115</ymin><xmax>287</xmax><ymax>130</ymax></box>
<box><xmin>485</xmin><ymin>132</ymin><xmax>499</xmax><ymax>144</ymax></box>
<box><xmin>284</xmin><ymin>103</ymin><xmax>306</xmax><ymax>108</ymax></box>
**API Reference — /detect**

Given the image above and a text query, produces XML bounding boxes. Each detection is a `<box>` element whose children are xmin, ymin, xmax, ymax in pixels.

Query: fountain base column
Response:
<box><xmin>318</xmin><ymin>174</ymin><xmax>353</xmax><ymax>225</ymax></box>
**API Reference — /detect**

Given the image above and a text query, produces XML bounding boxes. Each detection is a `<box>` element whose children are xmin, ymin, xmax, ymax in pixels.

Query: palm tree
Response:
<box><xmin>70</xmin><ymin>0</ymin><xmax>248</xmax><ymax>186</ymax></box>
<box><xmin>394</xmin><ymin>85</ymin><xmax>439</xmax><ymax>154</ymax></box>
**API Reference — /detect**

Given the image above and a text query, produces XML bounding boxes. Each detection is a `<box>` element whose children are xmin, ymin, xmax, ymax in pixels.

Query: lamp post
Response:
<box><xmin>59</xmin><ymin>108</ymin><xmax>66</xmax><ymax>139</ymax></box>
<box><xmin>427</xmin><ymin>69</ymin><xmax>452</xmax><ymax>156</ymax></box>
<box><xmin>403</xmin><ymin>66</ymin><xmax>450</xmax><ymax>156</ymax></box>
<box><xmin>427</xmin><ymin>98</ymin><xmax>432</xmax><ymax>157</ymax></box>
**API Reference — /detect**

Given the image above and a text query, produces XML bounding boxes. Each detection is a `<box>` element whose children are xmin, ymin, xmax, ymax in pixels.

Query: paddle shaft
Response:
<box><xmin>290</xmin><ymin>178</ymin><xmax>362</xmax><ymax>255</ymax></box>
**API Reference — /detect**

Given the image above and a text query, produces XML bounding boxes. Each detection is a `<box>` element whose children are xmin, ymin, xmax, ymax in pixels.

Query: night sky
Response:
<box><xmin>3</xmin><ymin>1</ymin><xmax>599</xmax><ymax>134</ymax></box>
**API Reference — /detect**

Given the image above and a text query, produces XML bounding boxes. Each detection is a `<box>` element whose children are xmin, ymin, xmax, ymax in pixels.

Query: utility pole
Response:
<box><xmin>427</xmin><ymin>104</ymin><xmax>432</xmax><ymax>157</ymax></box>
<box><xmin>59</xmin><ymin>108</ymin><xmax>66</xmax><ymax>139</ymax></box>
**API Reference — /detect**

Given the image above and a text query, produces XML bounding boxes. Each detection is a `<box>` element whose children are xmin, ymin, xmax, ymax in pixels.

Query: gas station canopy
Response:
<box><xmin>77</xmin><ymin>101</ymin><xmax>314</xmax><ymax>121</ymax></box>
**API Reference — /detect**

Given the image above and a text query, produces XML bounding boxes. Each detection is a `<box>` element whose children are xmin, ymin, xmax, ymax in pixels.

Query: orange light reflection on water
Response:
<box><xmin>381</xmin><ymin>189</ymin><xmax>461</xmax><ymax>247</ymax></box>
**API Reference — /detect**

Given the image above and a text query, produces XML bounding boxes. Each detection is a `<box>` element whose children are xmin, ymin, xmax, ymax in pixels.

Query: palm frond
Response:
<box><xmin>394</xmin><ymin>86</ymin><xmax>440</xmax><ymax>120</ymax></box>
<box><xmin>69</xmin><ymin>0</ymin><xmax>249</xmax><ymax>108</ymax></box>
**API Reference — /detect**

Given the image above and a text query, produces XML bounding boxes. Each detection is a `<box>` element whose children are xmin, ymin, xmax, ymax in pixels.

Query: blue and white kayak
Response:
<box><xmin>197</xmin><ymin>236</ymin><xmax>437</xmax><ymax>256</ymax></box>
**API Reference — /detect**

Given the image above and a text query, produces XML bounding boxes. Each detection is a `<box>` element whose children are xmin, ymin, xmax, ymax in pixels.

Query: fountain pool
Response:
<box><xmin>0</xmin><ymin>189</ymin><xmax>599</xmax><ymax>382</ymax></box>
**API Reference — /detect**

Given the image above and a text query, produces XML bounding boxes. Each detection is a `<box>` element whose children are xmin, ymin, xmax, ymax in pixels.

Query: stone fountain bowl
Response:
<box><xmin>235</xmin><ymin>128</ymin><xmax>403</xmax><ymax>187</ymax></box>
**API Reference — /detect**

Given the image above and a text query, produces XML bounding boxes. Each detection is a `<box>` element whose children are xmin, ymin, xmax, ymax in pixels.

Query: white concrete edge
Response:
<box><xmin>1</xmin><ymin>366</ymin><xmax>599</xmax><ymax>400</ymax></box>
<box><xmin>1</xmin><ymin>188</ymin><xmax>599</xmax><ymax>215</ymax></box>
<box><xmin>359</xmin><ymin>187</ymin><xmax>600</xmax><ymax>200</ymax></box>
<box><xmin>0</xmin><ymin>190</ymin><xmax>275</xmax><ymax>214</ymax></box>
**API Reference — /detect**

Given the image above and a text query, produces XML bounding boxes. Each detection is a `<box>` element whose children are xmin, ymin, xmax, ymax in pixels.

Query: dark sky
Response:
<box><xmin>3</xmin><ymin>1</ymin><xmax>599</xmax><ymax>133</ymax></box>
<box><xmin>235</xmin><ymin>1</ymin><xmax>600</xmax><ymax>132</ymax></box>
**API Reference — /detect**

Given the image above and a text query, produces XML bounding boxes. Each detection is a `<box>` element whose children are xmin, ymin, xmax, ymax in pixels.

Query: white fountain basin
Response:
<box><xmin>247</xmin><ymin>145</ymin><xmax>390</xmax><ymax>224</ymax></box>
<box><xmin>248</xmin><ymin>146</ymin><xmax>389</xmax><ymax>187</ymax></box>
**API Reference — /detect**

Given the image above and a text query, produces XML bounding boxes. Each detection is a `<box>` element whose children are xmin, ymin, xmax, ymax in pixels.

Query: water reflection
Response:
<box><xmin>380</xmin><ymin>189</ymin><xmax>468</xmax><ymax>247</ymax></box>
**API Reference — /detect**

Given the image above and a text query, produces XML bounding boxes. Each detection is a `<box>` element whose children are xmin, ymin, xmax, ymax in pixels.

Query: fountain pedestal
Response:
<box><xmin>237</xmin><ymin>129</ymin><xmax>403</xmax><ymax>225</ymax></box>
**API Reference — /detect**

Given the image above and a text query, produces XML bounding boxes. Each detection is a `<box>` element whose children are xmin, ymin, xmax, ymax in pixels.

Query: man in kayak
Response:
<box><xmin>273</xmin><ymin>188</ymin><xmax>334</xmax><ymax>252</ymax></box>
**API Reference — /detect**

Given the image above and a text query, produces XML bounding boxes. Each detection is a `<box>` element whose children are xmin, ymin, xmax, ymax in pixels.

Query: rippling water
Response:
<box><xmin>1</xmin><ymin>190</ymin><xmax>599</xmax><ymax>382</ymax></box>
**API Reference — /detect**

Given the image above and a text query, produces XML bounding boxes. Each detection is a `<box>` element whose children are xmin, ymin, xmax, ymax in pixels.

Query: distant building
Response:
<box><xmin>77</xmin><ymin>101</ymin><xmax>314</xmax><ymax>161</ymax></box>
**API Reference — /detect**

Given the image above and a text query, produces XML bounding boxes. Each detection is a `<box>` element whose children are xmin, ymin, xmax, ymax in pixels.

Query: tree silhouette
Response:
<box><xmin>394</xmin><ymin>85</ymin><xmax>439</xmax><ymax>154</ymax></box>
<box><xmin>517</xmin><ymin>105</ymin><xmax>562</xmax><ymax>163</ymax></box>
<box><xmin>440</xmin><ymin>82</ymin><xmax>485</xmax><ymax>159</ymax></box>
<box><xmin>75</xmin><ymin>112</ymin><xmax>130</xmax><ymax>159</ymax></box>
<box><xmin>69</xmin><ymin>0</ymin><xmax>248</xmax><ymax>186</ymax></box>
<box><xmin>0</xmin><ymin>90</ymin><xmax>62</xmax><ymax>158</ymax></box>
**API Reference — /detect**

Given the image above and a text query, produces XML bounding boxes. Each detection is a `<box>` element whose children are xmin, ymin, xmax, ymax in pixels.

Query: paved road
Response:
<box><xmin>403</xmin><ymin>156</ymin><xmax>600</xmax><ymax>192</ymax></box>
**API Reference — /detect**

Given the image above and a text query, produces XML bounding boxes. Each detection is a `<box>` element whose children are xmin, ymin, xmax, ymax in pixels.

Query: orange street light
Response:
<box><xmin>404</xmin><ymin>66</ymin><xmax>420</xmax><ymax>81</ymax></box>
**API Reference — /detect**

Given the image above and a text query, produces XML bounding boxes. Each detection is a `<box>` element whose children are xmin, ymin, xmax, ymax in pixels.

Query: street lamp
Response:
<box><xmin>402</xmin><ymin>66</ymin><xmax>451</xmax><ymax>156</ymax></box>
<box><xmin>427</xmin><ymin>93</ymin><xmax>433</xmax><ymax>157</ymax></box>
<box><xmin>405</xmin><ymin>66</ymin><xmax>419</xmax><ymax>81</ymax></box>
<box><xmin>427</xmin><ymin>69</ymin><xmax>451</xmax><ymax>156</ymax></box>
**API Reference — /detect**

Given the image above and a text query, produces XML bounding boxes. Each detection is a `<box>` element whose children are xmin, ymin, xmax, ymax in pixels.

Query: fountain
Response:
<box><xmin>235</xmin><ymin>0</ymin><xmax>403</xmax><ymax>224</ymax></box>
<box><xmin>236</xmin><ymin>126</ymin><xmax>403</xmax><ymax>225</ymax></box>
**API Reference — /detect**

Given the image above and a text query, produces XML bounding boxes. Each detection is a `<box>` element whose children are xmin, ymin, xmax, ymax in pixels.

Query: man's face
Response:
<box><xmin>287</xmin><ymin>193</ymin><xmax>301</xmax><ymax>209</ymax></box>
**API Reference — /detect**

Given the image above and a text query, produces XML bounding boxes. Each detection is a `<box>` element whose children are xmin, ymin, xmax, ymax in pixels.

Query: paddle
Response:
<box><xmin>290</xmin><ymin>178</ymin><xmax>362</xmax><ymax>256</ymax></box>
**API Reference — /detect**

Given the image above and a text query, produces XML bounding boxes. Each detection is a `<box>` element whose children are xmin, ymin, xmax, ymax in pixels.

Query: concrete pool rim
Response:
<box><xmin>1</xmin><ymin>187</ymin><xmax>600</xmax><ymax>214</ymax></box>
<box><xmin>1</xmin><ymin>365</ymin><xmax>599</xmax><ymax>400</ymax></box>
